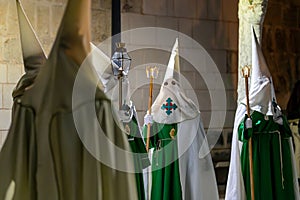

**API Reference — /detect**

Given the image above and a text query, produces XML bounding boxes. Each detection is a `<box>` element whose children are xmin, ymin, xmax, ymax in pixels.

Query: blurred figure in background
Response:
<box><xmin>287</xmin><ymin>80</ymin><xmax>300</xmax><ymax>182</ymax></box>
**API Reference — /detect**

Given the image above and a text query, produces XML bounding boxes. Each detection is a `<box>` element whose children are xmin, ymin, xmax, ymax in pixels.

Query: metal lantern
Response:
<box><xmin>111</xmin><ymin>43</ymin><xmax>131</xmax><ymax>77</ymax></box>
<box><xmin>111</xmin><ymin>42</ymin><xmax>131</xmax><ymax>110</ymax></box>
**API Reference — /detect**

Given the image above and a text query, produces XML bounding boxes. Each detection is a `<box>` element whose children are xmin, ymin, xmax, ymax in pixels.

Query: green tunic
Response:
<box><xmin>239</xmin><ymin>111</ymin><xmax>295</xmax><ymax>200</ymax></box>
<box><xmin>144</xmin><ymin>122</ymin><xmax>182</xmax><ymax>200</ymax></box>
<box><xmin>124</xmin><ymin>115</ymin><xmax>150</xmax><ymax>200</ymax></box>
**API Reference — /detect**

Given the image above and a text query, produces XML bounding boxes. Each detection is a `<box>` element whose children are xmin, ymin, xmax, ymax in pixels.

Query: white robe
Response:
<box><xmin>177</xmin><ymin>114</ymin><xmax>219</xmax><ymax>200</ymax></box>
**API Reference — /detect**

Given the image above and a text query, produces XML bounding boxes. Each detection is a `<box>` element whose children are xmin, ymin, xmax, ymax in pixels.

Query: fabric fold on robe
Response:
<box><xmin>239</xmin><ymin>111</ymin><xmax>295</xmax><ymax>200</ymax></box>
<box><xmin>0</xmin><ymin>0</ymin><xmax>138</xmax><ymax>199</ymax></box>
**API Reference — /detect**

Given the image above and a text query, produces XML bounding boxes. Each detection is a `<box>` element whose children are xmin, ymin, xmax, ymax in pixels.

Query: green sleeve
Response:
<box><xmin>238</xmin><ymin>114</ymin><xmax>253</xmax><ymax>142</ymax></box>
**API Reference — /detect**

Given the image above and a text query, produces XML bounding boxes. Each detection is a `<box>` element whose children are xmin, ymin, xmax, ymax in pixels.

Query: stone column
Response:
<box><xmin>237</xmin><ymin>0</ymin><xmax>268</xmax><ymax>103</ymax></box>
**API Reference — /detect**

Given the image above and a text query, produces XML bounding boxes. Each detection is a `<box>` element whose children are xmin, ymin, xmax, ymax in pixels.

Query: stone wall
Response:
<box><xmin>1</xmin><ymin>0</ymin><xmax>298</xmax><ymax>196</ymax></box>
<box><xmin>0</xmin><ymin>0</ymin><xmax>111</xmax><ymax>149</ymax></box>
<box><xmin>120</xmin><ymin>1</ymin><xmax>238</xmax><ymax>196</ymax></box>
<box><xmin>262</xmin><ymin>0</ymin><xmax>300</xmax><ymax>109</ymax></box>
<box><xmin>119</xmin><ymin>0</ymin><xmax>299</xmax><ymax>195</ymax></box>
<box><xmin>0</xmin><ymin>0</ymin><xmax>23</xmax><ymax>148</ymax></box>
<box><xmin>121</xmin><ymin>0</ymin><xmax>238</xmax><ymax>139</ymax></box>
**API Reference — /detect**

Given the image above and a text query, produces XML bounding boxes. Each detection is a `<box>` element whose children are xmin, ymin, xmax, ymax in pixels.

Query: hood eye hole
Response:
<box><xmin>164</xmin><ymin>82</ymin><xmax>168</xmax><ymax>86</ymax></box>
<box><xmin>171</xmin><ymin>81</ymin><xmax>176</xmax><ymax>85</ymax></box>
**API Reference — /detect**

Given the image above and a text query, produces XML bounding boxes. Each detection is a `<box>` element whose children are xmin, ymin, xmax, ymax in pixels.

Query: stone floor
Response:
<box><xmin>212</xmin><ymin>147</ymin><xmax>230</xmax><ymax>199</ymax></box>
<box><xmin>211</xmin><ymin>131</ymin><xmax>232</xmax><ymax>199</ymax></box>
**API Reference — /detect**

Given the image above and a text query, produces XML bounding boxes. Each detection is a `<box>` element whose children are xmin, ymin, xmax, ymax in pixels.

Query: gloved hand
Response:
<box><xmin>144</xmin><ymin>114</ymin><xmax>153</xmax><ymax>126</ymax></box>
<box><xmin>245</xmin><ymin>118</ymin><xmax>252</xmax><ymax>129</ymax></box>
<box><xmin>117</xmin><ymin>109</ymin><xmax>131</xmax><ymax>123</ymax></box>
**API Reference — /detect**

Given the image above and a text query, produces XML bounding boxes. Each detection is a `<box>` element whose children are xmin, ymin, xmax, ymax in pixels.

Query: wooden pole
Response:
<box><xmin>243</xmin><ymin>66</ymin><xmax>255</xmax><ymax>200</ymax></box>
<box><xmin>146</xmin><ymin>75</ymin><xmax>153</xmax><ymax>152</ymax></box>
<box><xmin>145</xmin><ymin>66</ymin><xmax>158</xmax><ymax>152</ymax></box>
<box><xmin>118</xmin><ymin>75</ymin><xmax>122</xmax><ymax>110</ymax></box>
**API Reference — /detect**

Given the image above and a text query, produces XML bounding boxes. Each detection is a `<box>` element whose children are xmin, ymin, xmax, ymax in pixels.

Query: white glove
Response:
<box><xmin>245</xmin><ymin>118</ymin><xmax>252</xmax><ymax>129</ymax></box>
<box><xmin>117</xmin><ymin>109</ymin><xmax>131</xmax><ymax>123</ymax></box>
<box><xmin>144</xmin><ymin>114</ymin><xmax>153</xmax><ymax>125</ymax></box>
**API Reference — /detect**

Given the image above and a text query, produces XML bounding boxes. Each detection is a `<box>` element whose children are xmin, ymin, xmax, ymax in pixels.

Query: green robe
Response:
<box><xmin>144</xmin><ymin>122</ymin><xmax>182</xmax><ymax>200</ymax></box>
<box><xmin>239</xmin><ymin>111</ymin><xmax>295</xmax><ymax>200</ymax></box>
<box><xmin>124</xmin><ymin>115</ymin><xmax>150</xmax><ymax>200</ymax></box>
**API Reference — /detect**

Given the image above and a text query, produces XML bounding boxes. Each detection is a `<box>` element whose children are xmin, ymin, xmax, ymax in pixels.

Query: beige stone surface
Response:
<box><xmin>143</xmin><ymin>0</ymin><xmax>170</xmax><ymax>16</ymax></box>
<box><xmin>0</xmin><ymin>110</ymin><xmax>11</xmax><ymax>130</ymax></box>
<box><xmin>3</xmin><ymin>38</ymin><xmax>22</xmax><ymax>63</ymax></box>
<box><xmin>51</xmin><ymin>5</ymin><xmax>65</xmax><ymax>37</ymax></box>
<box><xmin>128</xmin><ymin>13</ymin><xmax>156</xmax><ymax>29</ymax></box>
<box><xmin>193</xmin><ymin>19</ymin><xmax>216</xmax><ymax>49</ymax></box>
<box><xmin>2</xmin><ymin>84</ymin><xmax>14</xmax><ymax>109</ymax></box>
<box><xmin>37</xmin><ymin>6</ymin><xmax>50</xmax><ymax>37</ymax></box>
<box><xmin>0</xmin><ymin>64</ymin><xmax>7</xmax><ymax>83</ymax></box>
<box><xmin>6</xmin><ymin>1</ymin><xmax>19</xmax><ymax>37</ymax></box>
<box><xmin>0</xmin><ymin>84</ymin><xmax>2</xmax><ymax>108</ymax></box>
<box><xmin>178</xmin><ymin>18</ymin><xmax>193</xmax><ymax>37</ymax></box>
<box><xmin>174</xmin><ymin>0</ymin><xmax>197</xmax><ymax>18</ymax></box>
<box><xmin>156</xmin><ymin>16</ymin><xmax>178</xmax><ymax>30</ymax></box>
<box><xmin>0</xmin><ymin>130</ymin><xmax>9</xmax><ymax>151</ymax></box>
<box><xmin>121</xmin><ymin>0</ymin><xmax>142</xmax><ymax>13</ymax></box>
<box><xmin>7</xmin><ymin>64</ymin><xmax>22</xmax><ymax>84</ymax></box>
<box><xmin>92</xmin><ymin>9</ymin><xmax>111</xmax><ymax>43</ymax></box>
<box><xmin>237</xmin><ymin>0</ymin><xmax>268</xmax><ymax>103</ymax></box>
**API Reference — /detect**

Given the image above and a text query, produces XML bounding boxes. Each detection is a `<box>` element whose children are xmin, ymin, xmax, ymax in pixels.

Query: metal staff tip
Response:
<box><xmin>242</xmin><ymin>65</ymin><xmax>251</xmax><ymax>78</ymax></box>
<box><xmin>146</xmin><ymin>66</ymin><xmax>159</xmax><ymax>79</ymax></box>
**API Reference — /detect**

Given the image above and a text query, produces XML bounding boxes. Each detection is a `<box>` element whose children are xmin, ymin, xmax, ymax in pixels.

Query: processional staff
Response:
<box><xmin>145</xmin><ymin>66</ymin><xmax>158</xmax><ymax>152</ymax></box>
<box><xmin>242</xmin><ymin>65</ymin><xmax>255</xmax><ymax>200</ymax></box>
<box><xmin>111</xmin><ymin>43</ymin><xmax>131</xmax><ymax>110</ymax></box>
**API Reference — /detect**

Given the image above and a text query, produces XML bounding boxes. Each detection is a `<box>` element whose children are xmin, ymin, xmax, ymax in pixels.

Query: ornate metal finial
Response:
<box><xmin>146</xmin><ymin>66</ymin><xmax>159</xmax><ymax>79</ymax></box>
<box><xmin>116</xmin><ymin>42</ymin><xmax>125</xmax><ymax>49</ymax></box>
<box><xmin>242</xmin><ymin>65</ymin><xmax>251</xmax><ymax>78</ymax></box>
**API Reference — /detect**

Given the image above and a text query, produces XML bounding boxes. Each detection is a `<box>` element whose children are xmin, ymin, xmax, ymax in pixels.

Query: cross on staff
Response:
<box><xmin>146</xmin><ymin>66</ymin><xmax>159</xmax><ymax>152</ymax></box>
<box><xmin>242</xmin><ymin>65</ymin><xmax>255</xmax><ymax>200</ymax></box>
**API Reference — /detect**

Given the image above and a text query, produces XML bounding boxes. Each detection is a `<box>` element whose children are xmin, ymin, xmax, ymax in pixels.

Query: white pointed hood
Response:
<box><xmin>225</xmin><ymin>27</ymin><xmax>294</xmax><ymax>200</ymax></box>
<box><xmin>244</xmin><ymin>27</ymin><xmax>277</xmax><ymax>116</ymax></box>
<box><xmin>163</xmin><ymin>38</ymin><xmax>180</xmax><ymax>83</ymax></box>
<box><xmin>146</xmin><ymin>39</ymin><xmax>219</xmax><ymax>200</ymax></box>
<box><xmin>151</xmin><ymin>38</ymin><xmax>199</xmax><ymax>124</ymax></box>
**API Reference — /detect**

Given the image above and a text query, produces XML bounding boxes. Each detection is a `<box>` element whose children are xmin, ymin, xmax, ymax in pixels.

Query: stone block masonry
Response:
<box><xmin>0</xmin><ymin>0</ymin><xmax>22</xmax><ymax>150</ymax></box>
<box><xmin>121</xmin><ymin>2</ymin><xmax>238</xmax><ymax>197</ymax></box>
<box><xmin>1</xmin><ymin>1</ymin><xmax>298</xmax><ymax>197</ymax></box>
<box><xmin>118</xmin><ymin>0</ymin><xmax>296</xmax><ymax>196</ymax></box>
<box><xmin>121</xmin><ymin>0</ymin><xmax>238</xmax><ymax>133</ymax></box>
